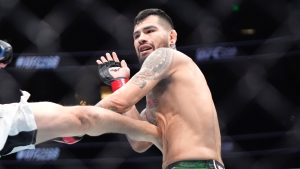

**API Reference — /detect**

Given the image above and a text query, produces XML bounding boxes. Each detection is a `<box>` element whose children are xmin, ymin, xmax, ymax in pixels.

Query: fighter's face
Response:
<box><xmin>133</xmin><ymin>16</ymin><xmax>171</xmax><ymax>63</ymax></box>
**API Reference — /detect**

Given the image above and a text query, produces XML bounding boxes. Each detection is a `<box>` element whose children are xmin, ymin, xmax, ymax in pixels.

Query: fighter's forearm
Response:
<box><xmin>124</xmin><ymin>107</ymin><xmax>162</xmax><ymax>152</ymax></box>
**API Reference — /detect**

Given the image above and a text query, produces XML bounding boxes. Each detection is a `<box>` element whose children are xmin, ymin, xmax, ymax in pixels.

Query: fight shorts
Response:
<box><xmin>0</xmin><ymin>91</ymin><xmax>37</xmax><ymax>157</ymax></box>
<box><xmin>166</xmin><ymin>160</ymin><xmax>225</xmax><ymax>169</ymax></box>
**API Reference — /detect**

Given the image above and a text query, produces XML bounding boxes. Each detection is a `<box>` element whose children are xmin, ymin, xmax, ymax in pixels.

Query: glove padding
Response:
<box><xmin>0</xmin><ymin>40</ymin><xmax>13</xmax><ymax>64</ymax></box>
<box><xmin>98</xmin><ymin>61</ymin><xmax>121</xmax><ymax>85</ymax></box>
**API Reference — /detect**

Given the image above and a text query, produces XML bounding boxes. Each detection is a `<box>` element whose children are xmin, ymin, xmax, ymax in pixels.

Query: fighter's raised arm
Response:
<box><xmin>96</xmin><ymin>48</ymin><xmax>176</xmax><ymax>113</ymax></box>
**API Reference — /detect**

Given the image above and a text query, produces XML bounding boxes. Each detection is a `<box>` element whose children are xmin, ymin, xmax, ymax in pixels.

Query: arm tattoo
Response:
<box><xmin>131</xmin><ymin>48</ymin><xmax>173</xmax><ymax>89</ymax></box>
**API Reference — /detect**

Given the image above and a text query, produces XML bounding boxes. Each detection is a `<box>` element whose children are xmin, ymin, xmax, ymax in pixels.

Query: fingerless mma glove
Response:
<box><xmin>98</xmin><ymin>61</ymin><xmax>128</xmax><ymax>92</ymax></box>
<box><xmin>0</xmin><ymin>40</ymin><xmax>13</xmax><ymax>65</ymax></box>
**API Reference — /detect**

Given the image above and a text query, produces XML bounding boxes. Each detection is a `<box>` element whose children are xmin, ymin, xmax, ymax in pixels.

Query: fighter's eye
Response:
<box><xmin>146</xmin><ymin>29</ymin><xmax>155</xmax><ymax>34</ymax></box>
<box><xmin>134</xmin><ymin>34</ymin><xmax>140</xmax><ymax>40</ymax></box>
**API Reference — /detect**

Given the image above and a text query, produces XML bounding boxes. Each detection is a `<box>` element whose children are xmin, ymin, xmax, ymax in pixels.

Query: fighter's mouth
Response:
<box><xmin>139</xmin><ymin>45</ymin><xmax>152</xmax><ymax>53</ymax></box>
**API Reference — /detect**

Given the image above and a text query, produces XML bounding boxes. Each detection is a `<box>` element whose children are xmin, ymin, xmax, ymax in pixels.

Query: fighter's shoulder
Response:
<box><xmin>149</xmin><ymin>48</ymin><xmax>188</xmax><ymax>61</ymax></box>
<box><xmin>148</xmin><ymin>47</ymin><xmax>174</xmax><ymax>59</ymax></box>
<box><xmin>142</xmin><ymin>48</ymin><xmax>190</xmax><ymax>71</ymax></box>
<box><xmin>151</xmin><ymin>47</ymin><xmax>180</xmax><ymax>55</ymax></box>
<box><xmin>157</xmin><ymin>48</ymin><xmax>192</xmax><ymax>64</ymax></box>
<box><xmin>141</xmin><ymin>48</ymin><xmax>175</xmax><ymax>69</ymax></box>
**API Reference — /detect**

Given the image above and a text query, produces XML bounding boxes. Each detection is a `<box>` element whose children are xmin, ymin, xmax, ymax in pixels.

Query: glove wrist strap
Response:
<box><xmin>54</xmin><ymin>136</ymin><xmax>83</xmax><ymax>144</ymax></box>
<box><xmin>111</xmin><ymin>78</ymin><xmax>128</xmax><ymax>92</ymax></box>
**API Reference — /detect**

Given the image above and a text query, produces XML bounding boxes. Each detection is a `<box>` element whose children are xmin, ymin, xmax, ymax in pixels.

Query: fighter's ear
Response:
<box><xmin>169</xmin><ymin>29</ymin><xmax>177</xmax><ymax>46</ymax></box>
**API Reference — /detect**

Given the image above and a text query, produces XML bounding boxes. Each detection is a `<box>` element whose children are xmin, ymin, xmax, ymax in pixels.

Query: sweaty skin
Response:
<box><xmin>97</xmin><ymin>15</ymin><xmax>223</xmax><ymax>169</ymax></box>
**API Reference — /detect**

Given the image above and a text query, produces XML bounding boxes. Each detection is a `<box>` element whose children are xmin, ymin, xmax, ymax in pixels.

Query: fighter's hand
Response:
<box><xmin>96</xmin><ymin>52</ymin><xmax>130</xmax><ymax>85</ymax></box>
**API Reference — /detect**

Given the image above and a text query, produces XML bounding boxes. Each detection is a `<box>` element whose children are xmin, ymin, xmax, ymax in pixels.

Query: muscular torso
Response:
<box><xmin>145</xmin><ymin>52</ymin><xmax>223</xmax><ymax>168</ymax></box>
<box><xmin>101</xmin><ymin>48</ymin><xmax>223</xmax><ymax>168</ymax></box>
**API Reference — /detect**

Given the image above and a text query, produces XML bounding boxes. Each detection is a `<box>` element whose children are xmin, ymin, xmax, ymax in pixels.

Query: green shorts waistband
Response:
<box><xmin>166</xmin><ymin>160</ymin><xmax>224</xmax><ymax>169</ymax></box>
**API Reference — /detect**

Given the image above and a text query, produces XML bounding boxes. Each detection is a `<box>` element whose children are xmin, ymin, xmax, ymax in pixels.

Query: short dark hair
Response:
<box><xmin>134</xmin><ymin>8</ymin><xmax>174</xmax><ymax>29</ymax></box>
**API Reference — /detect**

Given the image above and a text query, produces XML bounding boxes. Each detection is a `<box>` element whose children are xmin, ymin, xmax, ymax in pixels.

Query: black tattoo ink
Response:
<box><xmin>131</xmin><ymin>48</ymin><xmax>173</xmax><ymax>89</ymax></box>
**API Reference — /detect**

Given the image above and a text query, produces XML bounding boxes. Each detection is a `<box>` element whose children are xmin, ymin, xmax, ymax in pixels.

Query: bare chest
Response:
<box><xmin>145</xmin><ymin>79</ymin><xmax>170</xmax><ymax>120</ymax></box>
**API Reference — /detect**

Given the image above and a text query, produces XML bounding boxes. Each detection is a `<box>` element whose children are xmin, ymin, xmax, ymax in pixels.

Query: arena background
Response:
<box><xmin>1</xmin><ymin>0</ymin><xmax>300</xmax><ymax>169</ymax></box>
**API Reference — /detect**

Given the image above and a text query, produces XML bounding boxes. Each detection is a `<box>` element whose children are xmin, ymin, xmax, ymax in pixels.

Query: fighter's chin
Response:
<box><xmin>138</xmin><ymin>51</ymin><xmax>151</xmax><ymax>63</ymax></box>
<box><xmin>141</xmin><ymin>50</ymin><xmax>152</xmax><ymax>56</ymax></box>
<box><xmin>138</xmin><ymin>58</ymin><xmax>146</xmax><ymax>64</ymax></box>
<box><xmin>138</xmin><ymin>55</ymin><xmax>147</xmax><ymax>64</ymax></box>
